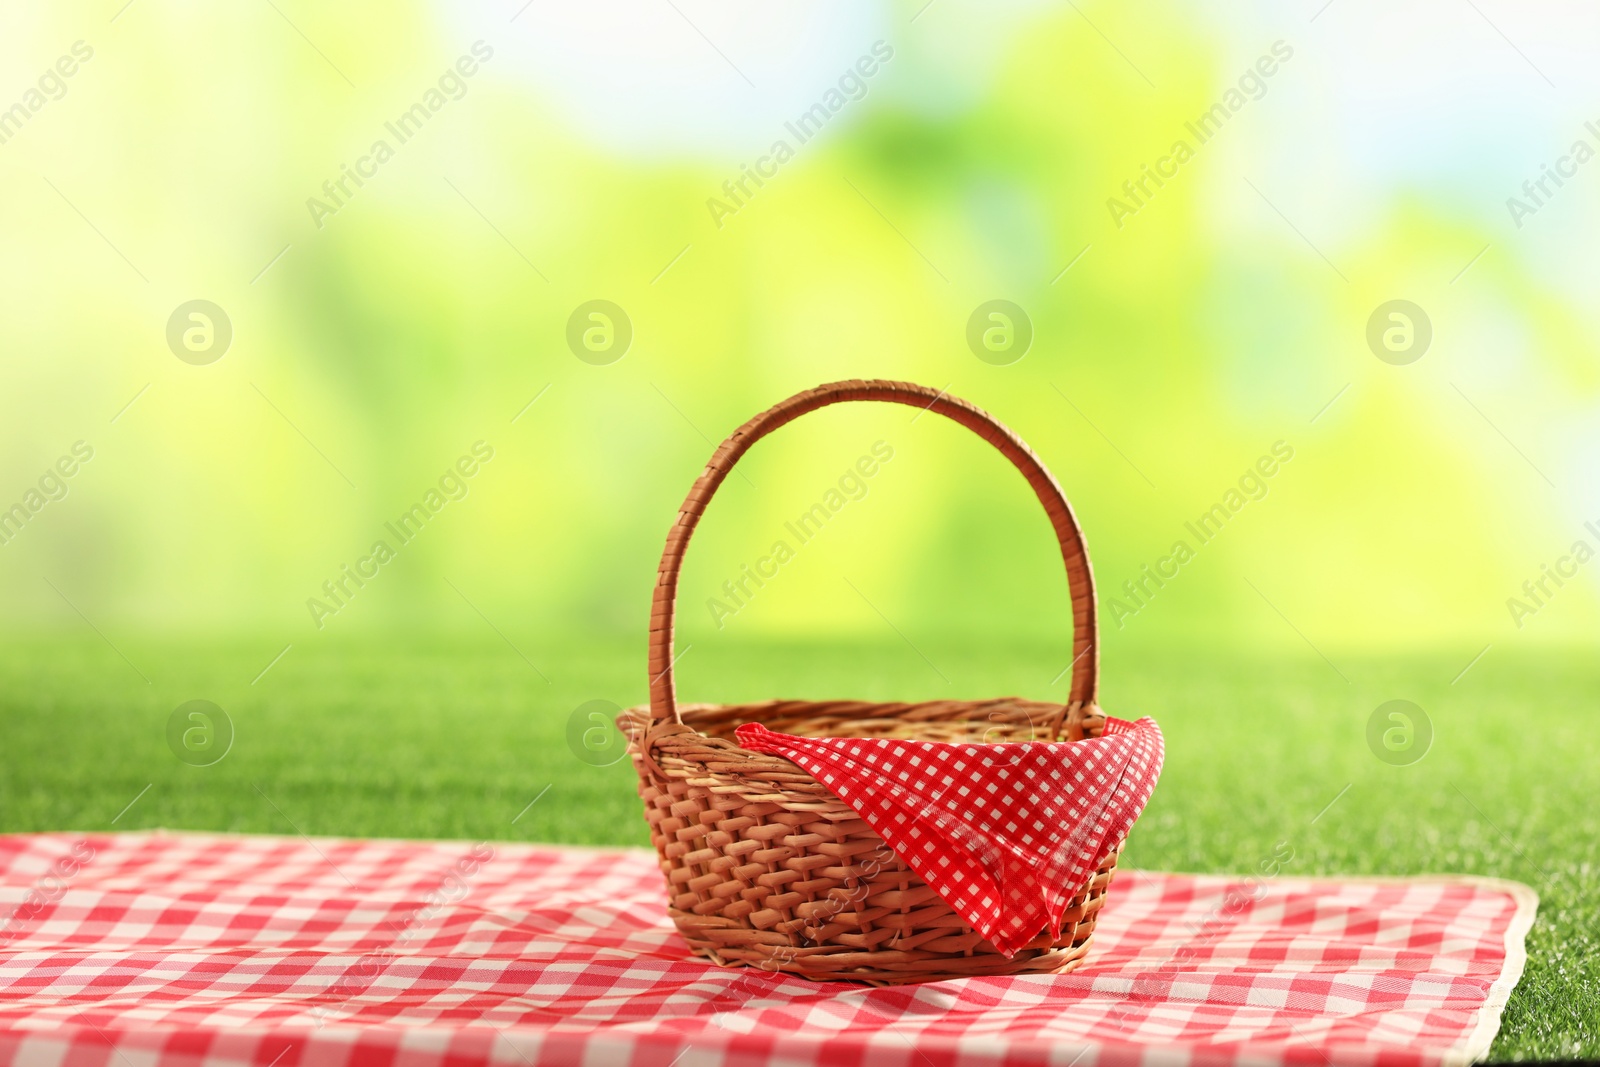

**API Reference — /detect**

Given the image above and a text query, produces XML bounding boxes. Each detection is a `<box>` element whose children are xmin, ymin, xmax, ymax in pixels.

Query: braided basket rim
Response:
<box><xmin>621</xmin><ymin>696</ymin><xmax>1108</xmax><ymax>801</ymax></box>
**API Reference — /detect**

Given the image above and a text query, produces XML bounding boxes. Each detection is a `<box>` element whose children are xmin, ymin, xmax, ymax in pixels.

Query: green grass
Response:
<box><xmin>0</xmin><ymin>635</ymin><xmax>1593</xmax><ymax>1060</ymax></box>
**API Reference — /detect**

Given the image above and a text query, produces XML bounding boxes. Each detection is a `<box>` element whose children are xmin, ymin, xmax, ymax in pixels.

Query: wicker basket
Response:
<box><xmin>621</xmin><ymin>379</ymin><xmax>1118</xmax><ymax>985</ymax></box>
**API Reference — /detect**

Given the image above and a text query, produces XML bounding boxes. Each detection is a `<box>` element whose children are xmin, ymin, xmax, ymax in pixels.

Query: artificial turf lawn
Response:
<box><xmin>0</xmin><ymin>635</ymin><xmax>1593</xmax><ymax>1060</ymax></box>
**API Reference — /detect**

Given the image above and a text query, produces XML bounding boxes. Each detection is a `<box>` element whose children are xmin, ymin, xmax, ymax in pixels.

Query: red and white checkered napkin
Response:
<box><xmin>735</xmin><ymin>715</ymin><xmax>1164</xmax><ymax>955</ymax></box>
<box><xmin>0</xmin><ymin>833</ymin><xmax>1536</xmax><ymax>1067</ymax></box>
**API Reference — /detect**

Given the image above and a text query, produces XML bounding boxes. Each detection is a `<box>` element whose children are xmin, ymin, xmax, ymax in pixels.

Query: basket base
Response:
<box><xmin>674</xmin><ymin>917</ymin><xmax>1099</xmax><ymax>986</ymax></box>
<box><xmin>662</xmin><ymin>849</ymin><xmax>1119</xmax><ymax>986</ymax></box>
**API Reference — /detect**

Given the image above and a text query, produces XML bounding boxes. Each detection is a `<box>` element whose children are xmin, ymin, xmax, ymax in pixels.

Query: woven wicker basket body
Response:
<box><xmin>626</xmin><ymin>380</ymin><xmax>1118</xmax><ymax>985</ymax></box>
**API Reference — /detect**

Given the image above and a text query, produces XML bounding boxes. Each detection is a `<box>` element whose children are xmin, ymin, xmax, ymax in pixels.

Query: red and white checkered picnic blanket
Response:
<box><xmin>735</xmin><ymin>716</ymin><xmax>1164</xmax><ymax>956</ymax></box>
<box><xmin>0</xmin><ymin>832</ymin><xmax>1534</xmax><ymax>1067</ymax></box>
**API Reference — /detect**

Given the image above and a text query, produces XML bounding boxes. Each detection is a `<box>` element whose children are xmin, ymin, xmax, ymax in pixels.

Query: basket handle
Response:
<box><xmin>648</xmin><ymin>378</ymin><xmax>1100</xmax><ymax>729</ymax></box>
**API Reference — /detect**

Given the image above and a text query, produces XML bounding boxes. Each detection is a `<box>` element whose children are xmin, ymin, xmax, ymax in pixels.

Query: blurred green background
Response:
<box><xmin>1</xmin><ymin>0</ymin><xmax>1595</xmax><ymax>652</ymax></box>
<box><xmin>1</xmin><ymin>0</ymin><xmax>1596</xmax><ymax>1057</ymax></box>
